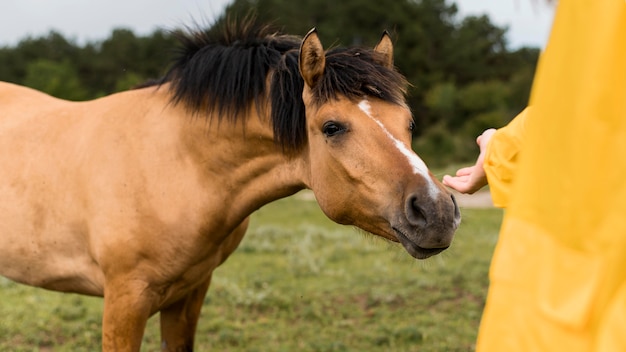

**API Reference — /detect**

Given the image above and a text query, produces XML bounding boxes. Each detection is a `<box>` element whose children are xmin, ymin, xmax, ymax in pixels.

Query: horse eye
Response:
<box><xmin>322</xmin><ymin>121</ymin><xmax>346</xmax><ymax>137</ymax></box>
<box><xmin>409</xmin><ymin>121</ymin><xmax>416</xmax><ymax>132</ymax></box>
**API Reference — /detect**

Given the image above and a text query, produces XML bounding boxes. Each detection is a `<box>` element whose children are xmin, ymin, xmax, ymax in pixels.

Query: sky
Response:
<box><xmin>0</xmin><ymin>0</ymin><xmax>555</xmax><ymax>49</ymax></box>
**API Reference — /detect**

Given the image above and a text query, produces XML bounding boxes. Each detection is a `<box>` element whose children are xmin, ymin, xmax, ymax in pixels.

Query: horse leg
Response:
<box><xmin>159</xmin><ymin>277</ymin><xmax>212</xmax><ymax>352</ymax></box>
<box><xmin>101</xmin><ymin>279</ymin><xmax>155</xmax><ymax>352</ymax></box>
<box><xmin>159</xmin><ymin>219</ymin><xmax>250</xmax><ymax>351</ymax></box>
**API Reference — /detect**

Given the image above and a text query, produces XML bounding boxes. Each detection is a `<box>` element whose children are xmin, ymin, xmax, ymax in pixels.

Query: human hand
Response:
<box><xmin>442</xmin><ymin>128</ymin><xmax>496</xmax><ymax>194</ymax></box>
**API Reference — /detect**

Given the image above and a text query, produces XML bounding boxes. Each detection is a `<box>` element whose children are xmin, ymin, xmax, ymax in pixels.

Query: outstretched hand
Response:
<box><xmin>443</xmin><ymin>129</ymin><xmax>496</xmax><ymax>194</ymax></box>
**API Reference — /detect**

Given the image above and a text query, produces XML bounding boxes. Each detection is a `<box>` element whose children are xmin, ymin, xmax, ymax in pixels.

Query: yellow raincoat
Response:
<box><xmin>478</xmin><ymin>1</ymin><xmax>626</xmax><ymax>351</ymax></box>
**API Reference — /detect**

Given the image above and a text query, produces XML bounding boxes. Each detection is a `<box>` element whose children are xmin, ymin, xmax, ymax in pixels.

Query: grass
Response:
<box><xmin>0</xmin><ymin>192</ymin><xmax>502</xmax><ymax>351</ymax></box>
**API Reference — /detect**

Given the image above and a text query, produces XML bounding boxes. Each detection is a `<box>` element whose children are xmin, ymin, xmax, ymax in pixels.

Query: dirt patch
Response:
<box><xmin>452</xmin><ymin>190</ymin><xmax>494</xmax><ymax>208</ymax></box>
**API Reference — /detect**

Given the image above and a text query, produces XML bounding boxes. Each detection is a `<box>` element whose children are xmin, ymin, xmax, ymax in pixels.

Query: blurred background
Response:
<box><xmin>0</xmin><ymin>0</ymin><xmax>554</xmax><ymax>167</ymax></box>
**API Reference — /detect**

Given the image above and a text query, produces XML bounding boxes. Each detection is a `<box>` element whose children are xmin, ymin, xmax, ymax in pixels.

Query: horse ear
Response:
<box><xmin>374</xmin><ymin>30</ymin><xmax>394</xmax><ymax>69</ymax></box>
<box><xmin>299</xmin><ymin>28</ymin><xmax>326</xmax><ymax>88</ymax></box>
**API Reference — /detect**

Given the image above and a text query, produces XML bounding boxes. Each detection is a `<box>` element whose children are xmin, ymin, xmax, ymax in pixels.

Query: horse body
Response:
<box><xmin>0</xmin><ymin>22</ymin><xmax>460</xmax><ymax>351</ymax></box>
<box><xmin>0</xmin><ymin>80</ymin><xmax>293</xmax><ymax>292</ymax></box>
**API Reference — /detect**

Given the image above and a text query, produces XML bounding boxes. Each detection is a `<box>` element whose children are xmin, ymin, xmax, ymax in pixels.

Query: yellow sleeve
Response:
<box><xmin>483</xmin><ymin>107</ymin><xmax>530</xmax><ymax>208</ymax></box>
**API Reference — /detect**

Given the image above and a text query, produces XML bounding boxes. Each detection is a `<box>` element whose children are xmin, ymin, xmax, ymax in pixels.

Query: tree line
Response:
<box><xmin>0</xmin><ymin>0</ymin><xmax>539</xmax><ymax>166</ymax></box>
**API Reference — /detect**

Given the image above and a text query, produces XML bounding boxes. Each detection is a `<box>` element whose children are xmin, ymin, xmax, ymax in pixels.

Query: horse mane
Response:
<box><xmin>157</xmin><ymin>19</ymin><xmax>408</xmax><ymax>151</ymax></box>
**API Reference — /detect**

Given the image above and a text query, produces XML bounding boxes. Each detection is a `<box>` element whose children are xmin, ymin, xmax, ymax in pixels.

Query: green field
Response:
<box><xmin>0</xmin><ymin>193</ymin><xmax>502</xmax><ymax>351</ymax></box>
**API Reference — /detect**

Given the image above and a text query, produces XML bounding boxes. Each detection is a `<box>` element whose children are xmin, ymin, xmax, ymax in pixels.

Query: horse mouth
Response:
<box><xmin>392</xmin><ymin>227</ymin><xmax>448</xmax><ymax>260</ymax></box>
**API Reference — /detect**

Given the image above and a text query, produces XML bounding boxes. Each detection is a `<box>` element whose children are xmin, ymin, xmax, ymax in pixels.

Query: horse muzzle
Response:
<box><xmin>393</xmin><ymin>192</ymin><xmax>460</xmax><ymax>259</ymax></box>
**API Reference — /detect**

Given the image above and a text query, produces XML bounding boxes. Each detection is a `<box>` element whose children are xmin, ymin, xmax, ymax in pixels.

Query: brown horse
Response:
<box><xmin>0</xmin><ymin>21</ymin><xmax>460</xmax><ymax>351</ymax></box>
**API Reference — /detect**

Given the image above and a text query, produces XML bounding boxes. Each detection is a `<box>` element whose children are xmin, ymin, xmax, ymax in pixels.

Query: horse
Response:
<box><xmin>0</xmin><ymin>21</ymin><xmax>460</xmax><ymax>351</ymax></box>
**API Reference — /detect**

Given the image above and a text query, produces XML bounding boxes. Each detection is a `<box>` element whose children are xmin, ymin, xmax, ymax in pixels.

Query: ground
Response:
<box><xmin>452</xmin><ymin>190</ymin><xmax>493</xmax><ymax>208</ymax></box>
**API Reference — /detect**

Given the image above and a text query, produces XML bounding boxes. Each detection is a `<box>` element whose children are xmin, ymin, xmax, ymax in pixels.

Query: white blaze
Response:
<box><xmin>358</xmin><ymin>100</ymin><xmax>439</xmax><ymax>198</ymax></box>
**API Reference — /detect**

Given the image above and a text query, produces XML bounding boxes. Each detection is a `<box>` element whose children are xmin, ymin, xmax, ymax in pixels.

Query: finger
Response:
<box><xmin>455</xmin><ymin>167</ymin><xmax>473</xmax><ymax>177</ymax></box>
<box><xmin>442</xmin><ymin>175</ymin><xmax>456</xmax><ymax>187</ymax></box>
<box><xmin>442</xmin><ymin>175</ymin><xmax>469</xmax><ymax>192</ymax></box>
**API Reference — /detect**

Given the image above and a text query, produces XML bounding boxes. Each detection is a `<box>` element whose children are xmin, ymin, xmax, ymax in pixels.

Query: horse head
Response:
<box><xmin>298</xmin><ymin>29</ymin><xmax>461</xmax><ymax>259</ymax></box>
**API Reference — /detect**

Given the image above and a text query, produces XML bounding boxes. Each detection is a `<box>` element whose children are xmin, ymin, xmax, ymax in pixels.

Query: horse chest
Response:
<box><xmin>138</xmin><ymin>219</ymin><xmax>249</xmax><ymax>309</ymax></box>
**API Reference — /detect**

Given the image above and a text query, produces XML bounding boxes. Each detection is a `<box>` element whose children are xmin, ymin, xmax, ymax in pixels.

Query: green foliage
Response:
<box><xmin>23</xmin><ymin>59</ymin><xmax>88</xmax><ymax>100</ymax></box>
<box><xmin>0</xmin><ymin>0</ymin><xmax>540</xmax><ymax>164</ymax></box>
<box><xmin>419</xmin><ymin>80</ymin><xmax>513</xmax><ymax>166</ymax></box>
<box><xmin>0</xmin><ymin>194</ymin><xmax>502</xmax><ymax>351</ymax></box>
<box><xmin>413</xmin><ymin>123</ymin><xmax>463</xmax><ymax>166</ymax></box>
<box><xmin>457</xmin><ymin>81</ymin><xmax>508</xmax><ymax>115</ymax></box>
<box><xmin>425</xmin><ymin>82</ymin><xmax>457</xmax><ymax>119</ymax></box>
<box><xmin>0</xmin><ymin>28</ymin><xmax>176</xmax><ymax>99</ymax></box>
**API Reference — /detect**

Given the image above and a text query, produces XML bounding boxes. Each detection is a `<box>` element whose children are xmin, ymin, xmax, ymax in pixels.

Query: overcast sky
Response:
<box><xmin>0</xmin><ymin>0</ymin><xmax>555</xmax><ymax>49</ymax></box>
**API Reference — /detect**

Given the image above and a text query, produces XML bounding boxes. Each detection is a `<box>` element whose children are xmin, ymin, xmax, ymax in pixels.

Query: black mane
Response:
<box><xmin>158</xmin><ymin>21</ymin><xmax>408</xmax><ymax>151</ymax></box>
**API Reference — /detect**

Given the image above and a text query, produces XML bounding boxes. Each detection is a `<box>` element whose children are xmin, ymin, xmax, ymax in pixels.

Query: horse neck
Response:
<box><xmin>174</xmin><ymin>99</ymin><xmax>310</xmax><ymax>225</ymax></box>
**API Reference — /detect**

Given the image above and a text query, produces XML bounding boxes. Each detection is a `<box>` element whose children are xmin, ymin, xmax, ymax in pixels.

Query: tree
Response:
<box><xmin>0</xmin><ymin>31</ymin><xmax>79</xmax><ymax>84</ymax></box>
<box><xmin>23</xmin><ymin>59</ymin><xmax>87</xmax><ymax>101</ymax></box>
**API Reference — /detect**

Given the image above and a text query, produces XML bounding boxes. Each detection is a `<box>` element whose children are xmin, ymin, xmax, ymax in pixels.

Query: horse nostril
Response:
<box><xmin>451</xmin><ymin>194</ymin><xmax>461</xmax><ymax>220</ymax></box>
<box><xmin>406</xmin><ymin>195</ymin><xmax>428</xmax><ymax>228</ymax></box>
<box><xmin>450</xmin><ymin>194</ymin><xmax>462</xmax><ymax>229</ymax></box>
